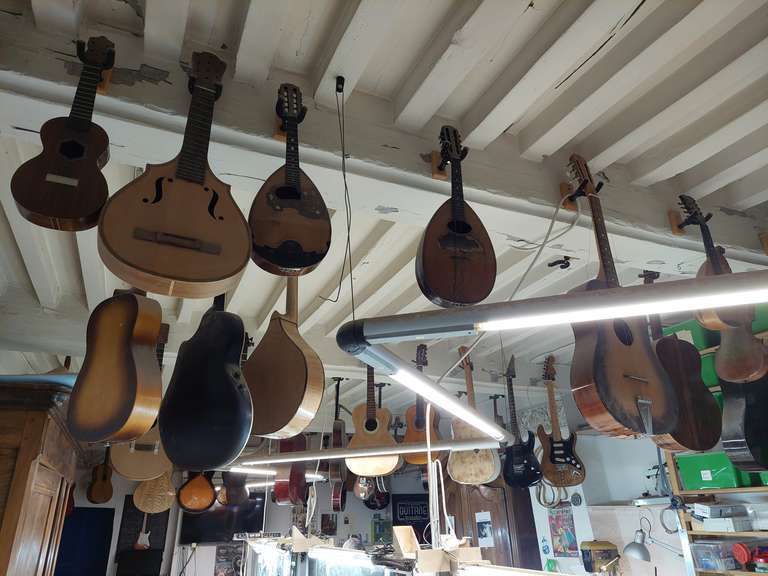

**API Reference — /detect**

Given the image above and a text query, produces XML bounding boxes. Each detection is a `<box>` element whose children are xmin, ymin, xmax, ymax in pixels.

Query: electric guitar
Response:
<box><xmin>501</xmin><ymin>355</ymin><xmax>542</xmax><ymax>489</ymax></box>
<box><xmin>249</xmin><ymin>83</ymin><xmax>331</xmax><ymax>275</ymax></box>
<box><xmin>86</xmin><ymin>448</ymin><xmax>113</xmax><ymax>504</ymax></box>
<box><xmin>567</xmin><ymin>154</ymin><xmax>678</xmax><ymax>436</ymax></box>
<box><xmin>537</xmin><ymin>356</ymin><xmax>585</xmax><ymax>487</ymax></box>
<box><xmin>447</xmin><ymin>347</ymin><xmax>501</xmax><ymax>485</ymax></box>
<box><xmin>98</xmin><ymin>51</ymin><xmax>251</xmax><ymax>298</ymax></box>
<box><xmin>639</xmin><ymin>270</ymin><xmax>721</xmax><ymax>452</ymax></box>
<box><xmin>11</xmin><ymin>36</ymin><xmax>114</xmax><ymax>231</ymax></box>
<box><xmin>329</xmin><ymin>378</ymin><xmax>348</xmax><ymax>512</ymax></box>
<box><xmin>678</xmin><ymin>195</ymin><xmax>767</xmax><ymax>383</ymax></box>
<box><xmin>346</xmin><ymin>365</ymin><xmax>400</xmax><ymax>477</ymax></box>
<box><xmin>403</xmin><ymin>344</ymin><xmax>441</xmax><ymax>465</ymax></box>
<box><xmin>133</xmin><ymin>514</ymin><xmax>151</xmax><ymax>550</ymax></box>
<box><xmin>416</xmin><ymin>126</ymin><xmax>496</xmax><ymax>307</ymax></box>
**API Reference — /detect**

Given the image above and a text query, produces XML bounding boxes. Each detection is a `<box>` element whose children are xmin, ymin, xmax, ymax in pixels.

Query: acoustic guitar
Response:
<box><xmin>111</xmin><ymin>324</ymin><xmax>173</xmax><ymax>480</ymax></box>
<box><xmin>159</xmin><ymin>295</ymin><xmax>252</xmax><ymax>470</ymax></box>
<box><xmin>133</xmin><ymin>514</ymin><xmax>151</xmax><ymax>551</ymax></box>
<box><xmin>134</xmin><ymin>471</ymin><xmax>176</xmax><ymax>514</ymax></box>
<box><xmin>346</xmin><ymin>365</ymin><xmax>400</xmax><ymax>477</ymax></box>
<box><xmin>416</xmin><ymin>126</ymin><xmax>496</xmax><ymax>307</ymax></box>
<box><xmin>329</xmin><ymin>379</ymin><xmax>348</xmax><ymax>512</ymax></box>
<box><xmin>11</xmin><ymin>36</ymin><xmax>114</xmax><ymax>231</ymax></box>
<box><xmin>86</xmin><ymin>448</ymin><xmax>113</xmax><ymax>504</ymax></box>
<box><xmin>217</xmin><ymin>471</ymin><xmax>249</xmax><ymax>507</ymax></box>
<box><xmin>273</xmin><ymin>435</ymin><xmax>307</xmax><ymax>506</ymax></box>
<box><xmin>639</xmin><ymin>271</ymin><xmax>721</xmax><ymax>452</ymax></box>
<box><xmin>68</xmin><ymin>291</ymin><xmax>162</xmax><ymax>443</ymax></box>
<box><xmin>245</xmin><ymin>276</ymin><xmax>324</xmax><ymax>438</ymax></box>
<box><xmin>403</xmin><ymin>344</ymin><xmax>441</xmax><ymax>465</ymax></box>
<box><xmin>447</xmin><ymin>347</ymin><xmax>500</xmax><ymax>485</ymax></box>
<box><xmin>566</xmin><ymin>154</ymin><xmax>678</xmax><ymax>436</ymax></box>
<box><xmin>537</xmin><ymin>356</ymin><xmax>585</xmax><ymax>488</ymax></box>
<box><xmin>722</xmin><ymin>377</ymin><xmax>768</xmax><ymax>471</ymax></box>
<box><xmin>678</xmin><ymin>195</ymin><xmax>767</xmax><ymax>383</ymax></box>
<box><xmin>98</xmin><ymin>52</ymin><xmax>251</xmax><ymax>298</ymax></box>
<box><xmin>178</xmin><ymin>471</ymin><xmax>216</xmax><ymax>514</ymax></box>
<box><xmin>501</xmin><ymin>355</ymin><xmax>542</xmax><ymax>489</ymax></box>
<box><xmin>249</xmin><ymin>83</ymin><xmax>331</xmax><ymax>276</ymax></box>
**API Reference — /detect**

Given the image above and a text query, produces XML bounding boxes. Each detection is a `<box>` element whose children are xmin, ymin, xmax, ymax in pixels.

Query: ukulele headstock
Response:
<box><xmin>458</xmin><ymin>346</ymin><xmax>474</xmax><ymax>371</ymax></box>
<box><xmin>439</xmin><ymin>126</ymin><xmax>468</xmax><ymax>165</ymax></box>
<box><xmin>415</xmin><ymin>344</ymin><xmax>428</xmax><ymax>370</ymax></box>
<box><xmin>542</xmin><ymin>355</ymin><xmax>556</xmax><ymax>382</ymax></box>
<box><xmin>189</xmin><ymin>52</ymin><xmax>226</xmax><ymax>98</ymax></box>
<box><xmin>77</xmin><ymin>36</ymin><xmax>115</xmax><ymax>70</ymax></box>
<box><xmin>276</xmin><ymin>83</ymin><xmax>307</xmax><ymax>125</ymax></box>
<box><xmin>678</xmin><ymin>195</ymin><xmax>712</xmax><ymax>228</ymax></box>
<box><xmin>565</xmin><ymin>154</ymin><xmax>597</xmax><ymax>198</ymax></box>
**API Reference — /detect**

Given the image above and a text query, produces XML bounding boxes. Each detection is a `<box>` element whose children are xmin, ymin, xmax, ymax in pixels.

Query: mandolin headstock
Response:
<box><xmin>189</xmin><ymin>52</ymin><xmax>226</xmax><ymax>98</ymax></box>
<box><xmin>565</xmin><ymin>154</ymin><xmax>597</xmax><ymax>197</ymax></box>
<box><xmin>678</xmin><ymin>194</ymin><xmax>712</xmax><ymax>228</ymax></box>
<box><xmin>439</xmin><ymin>125</ymin><xmax>468</xmax><ymax>164</ymax></box>
<box><xmin>415</xmin><ymin>344</ymin><xmax>428</xmax><ymax>370</ymax></box>
<box><xmin>77</xmin><ymin>36</ymin><xmax>115</xmax><ymax>70</ymax></box>
<box><xmin>276</xmin><ymin>83</ymin><xmax>307</xmax><ymax>124</ymax></box>
<box><xmin>542</xmin><ymin>355</ymin><xmax>556</xmax><ymax>382</ymax></box>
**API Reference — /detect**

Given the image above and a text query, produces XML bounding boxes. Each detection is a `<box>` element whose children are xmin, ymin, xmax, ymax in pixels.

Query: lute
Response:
<box><xmin>11</xmin><ymin>36</ymin><xmax>114</xmax><ymax>231</ymax></box>
<box><xmin>403</xmin><ymin>344</ymin><xmax>441</xmax><ymax>465</ymax></box>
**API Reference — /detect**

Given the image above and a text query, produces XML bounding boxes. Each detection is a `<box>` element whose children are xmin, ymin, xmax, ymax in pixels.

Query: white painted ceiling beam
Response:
<box><xmin>461</xmin><ymin>0</ymin><xmax>638</xmax><ymax>150</ymax></box>
<box><xmin>255</xmin><ymin>280</ymin><xmax>287</xmax><ymax>336</ymax></box>
<box><xmin>313</xmin><ymin>0</ymin><xmax>402</xmax><ymax>108</ymax></box>
<box><xmin>234</xmin><ymin>0</ymin><xmax>288</xmax><ymax>86</ymax></box>
<box><xmin>709</xmin><ymin>165</ymin><xmax>768</xmax><ymax>211</ymax></box>
<box><xmin>30</xmin><ymin>0</ymin><xmax>83</xmax><ymax>37</ymax></box>
<box><xmin>393</xmin><ymin>0</ymin><xmax>530</xmax><ymax>132</ymax></box>
<box><xmin>176</xmin><ymin>297</ymin><xmax>212</xmax><ymax>325</ymax></box>
<box><xmin>586</xmin><ymin>35</ymin><xmax>768</xmax><ymax>173</ymax></box>
<box><xmin>519</xmin><ymin>0</ymin><xmax>766</xmax><ymax>161</ymax></box>
<box><xmin>144</xmin><ymin>0</ymin><xmax>191</xmax><ymax>63</ymax></box>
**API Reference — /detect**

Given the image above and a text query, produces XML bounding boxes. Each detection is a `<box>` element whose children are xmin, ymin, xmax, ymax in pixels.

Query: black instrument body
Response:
<box><xmin>159</xmin><ymin>304</ymin><xmax>252</xmax><ymax>470</ymax></box>
<box><xmin>502</xmin><ymin>431</ymin><xmax>542</xmax><ymax>489</ymax></box>
<box><xmin>722</xmin><ymin>378</ymin><xmax>768</xmax><ymax>471</ymax></box>
<box><xmin>363</xmin><ymin>477</ymin><xmax>390</xmax><ymax>511</ymax></box>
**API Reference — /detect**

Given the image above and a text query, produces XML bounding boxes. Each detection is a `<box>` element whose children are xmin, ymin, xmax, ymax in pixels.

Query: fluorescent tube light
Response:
<box><xmin>245</xmin><ymin>481</ymin><xmax>275</xmax><ymax>489</ymax></box>
<box><xmin>228</xmin><ymin>467</ymin><xmax>324</xmax><ymax>481</ymax></box>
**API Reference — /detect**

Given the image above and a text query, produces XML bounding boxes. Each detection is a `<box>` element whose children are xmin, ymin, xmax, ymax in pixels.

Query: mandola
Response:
<box><xmin>416</xmin><ymin>126</ymin><xmax>496</xmax><ymax>307</ymax></box>
<box><xmin>11</xmin><ymin>36</ymin><xmax>114</xmax><ymax>231</ymax></box>
<box><xmin>98</xmin><ymin>52</ymin><xmax>251</xmax><ymax>298</ymax></box>
<box><xmin>403</xmin><ymin>344</ymin><xmax>441</xmax><ymax>465</ymax></box>
<box><xmin>567</xmin><ymin>154</ymin><xmax>677</xmax><ymax>437</ymax></box>
<box><xmin>68</xmin><ymin>291</ymin><xmax>162</xmax><ymax>443</ymax></box>
<box><xmin>249</xmin><ymin>83</ymin><xmax>331</xmax><ymax>276</ymax></box>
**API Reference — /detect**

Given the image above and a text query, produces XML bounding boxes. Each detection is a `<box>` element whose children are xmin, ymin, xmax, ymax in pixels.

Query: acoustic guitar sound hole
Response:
<box><xmin>275</xmin><ymin>186</ymin><xmax>301</xmax><ymax>200</ymax></box>
<box><xmin>364</xmin><ymin>419</ymin><xmax>378</xmax><ymax>432</ymax></box>
<box><xmin>448</xmin><ymin>220</ymin><xmax>472</xmax><ymax>234</ymax></box>
<box><xmin>613</xmin><ymin>319</ymin><xmax>634</xmax><ymax>346</ymax></box>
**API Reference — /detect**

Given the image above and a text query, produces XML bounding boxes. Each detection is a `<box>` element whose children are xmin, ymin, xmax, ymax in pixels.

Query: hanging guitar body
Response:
<box><xmin>273</xmin><ymin>435</ymin><xmax>307</xmax><ymax>506</ymax></box>
<box><xmin>11</xmin><ymin>37</ymin><xmax>114</xmax><ymax>231</ymax></box>
<box><xmin>503</xmin><ymin>432</ymin><xmax>542</xmax><ymax>489</ymax></box>
<box><xmin>217</xmin><ymin>472</ymin><xmax>249</xmax><ymax>507</ymax></box>
<box><xmin>110</xmin><ymin>426</ymin><xmax>172</xmax><ymax>481</ymax></box>
<box><xmin>178</xmin><ymin>471</ymin><xmax>216</xmax><ymax>513</ymax></box>
<box><xmin>159</xmin><ymin>303</ymin><xmax>252</xmax><ymax>470</ymax></box>
<box><xmin>86</xmin><ymin>449</ymin><xmax>113</xmax><ymax>504</ymax></box>
<box><xmin>363</xmin><ymin>477</ymin><xmax>390</xmax><ymax>511</ymax></box>
<box><xmin>722</xmin><ymin>377</ymin><xmax>768</xmax><ymax>471</ymax></box>
<box><xmin>416</xmin><ymin>127</ymin><xmax>495</xmax><ymax>307</ymax></box>
<box><xmin>68</xmin><ymin>292</ymin><xmax>162</xmax><ymax>443</ymax></box>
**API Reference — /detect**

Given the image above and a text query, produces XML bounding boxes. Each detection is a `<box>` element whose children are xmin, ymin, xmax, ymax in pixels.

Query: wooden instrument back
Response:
<box><xmin>416</xmin><ymin>126</ymin><xmax>495</xmax><ymax>307</ymax></box>
<box><xmin>403</xmin><ymin>345</ymin><xmax>440</xmax><ymax>465</ymax></box>
<box><xmin>245</xmin><ymin>277</ymin><xmax>324</xmax><ymax>438</ymax></box>
<box><xmin>110</xmin><ymin>425</ymin><xmax>172</xmax><ymax>481</ymax></box>
<box><xmin>273</xmin><ymin>435</ymin><xmax>307</xmax><ymax>506</ymax></box>
<box><xmin>11</xmin><ymin>37</ymin><xmax>114</xmax><ymax>231</ymax></box>
<box><xmin>87</xmin><ymin>449</ymin><xmax>113</xmax><ymax>504</ymax></box>
<box><xmin>134</xmin><ymin>471</ymin><xmax>176</xmax><ymax>514</ymax></box>
<box><xmin>217</xmin><ymin>472</ymin><xmax>249</xmax><ymax>507</ymax></box>
<box><xmin>447</xmin><ymin>347</ymin><xmax>500</xmax><ymax>485</ymax></box>
<box><xmin>178</xmin><ymin>472</ymin><xmax>216</xmax><ymax>513</ymax></box>
<box><xmin>68</xmin><ymin>292</ymin><xmax>162</xmax><ymax>443</ymax></box>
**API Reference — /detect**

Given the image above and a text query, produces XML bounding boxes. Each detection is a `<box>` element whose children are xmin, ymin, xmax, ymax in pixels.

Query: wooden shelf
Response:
<box><xmin>679</xmin><ymin>486</ymin><xmax>768</xmax><ymax>496</ymax></box>
<box><xmin>689</xmin><ymin>530</ymin><xmax>768</xmax><ymax>537</ymax></box>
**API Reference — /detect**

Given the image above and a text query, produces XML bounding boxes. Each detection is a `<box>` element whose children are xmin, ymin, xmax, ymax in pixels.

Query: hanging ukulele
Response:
<box><xmin>11</xmin><ymin>36</ymin><xmax>114</xmax><ymax>231</ymax></box>
<box><xmin>501</xmin><ymin>355</ymin><xmax>542</xmax><ymax>489</ymax></box>
<box><xmin>249</xmin><ymin>84</ymin><xmax>331</xmax><ymax>276</ymax></box>
<box><xmin>329</xmin><ymin>379</ymin><xmax>348</xmax><ymax>512</ymax></box>
<box><xmin>566</xmin><ymin>154</ymin><xmax>677</xmax><ymax>437</ymax></box>
<box><xmin>416</xmin><ymin>126</ymin><xmax>496</xmax><ymax>307</ymax></box>
<box><xmin>403</xmin><ymin>345</ymin><xmax>441</xmax><ymax>465</ymax></box>
<box><xmin>98</xmin><ymin>52</ymin><xmax>251</xmax><ymax>298</ymax></box>
<box><xmin>678</xmin><ymin>195</ymin><xmax>767</xmax><ymax>383</ymax></box>
<box><xmin>245</xmin><ymin>276</ymin><xmax>324</xmax><ymax>438</ymax></box>
<box><xmin>639</xmin><ymin>270</ymin><xmax>721</xmax><ymax>452</ymax></box>
<box><xmin>537</xmin><ymin>356</ymin><xmax>585</xmax><ymax>487</ymax></box>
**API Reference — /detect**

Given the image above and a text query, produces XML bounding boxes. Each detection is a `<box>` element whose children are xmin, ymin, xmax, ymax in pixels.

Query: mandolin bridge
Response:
<box><xmin>133</xmin><ymin>228</ymin><xmax>221</xmax><ymax>254</ymax></box>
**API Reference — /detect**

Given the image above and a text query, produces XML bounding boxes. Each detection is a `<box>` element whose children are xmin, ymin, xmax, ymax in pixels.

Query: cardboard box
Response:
<box><xmin>702</xmin><ymin>517</ymin><xmax>753</xmax><ymax>532</ymax></box>
<box><xmin>694</xmin><ymin>503</ymin><xmax>748</xmax><ymax>518</ymax></box>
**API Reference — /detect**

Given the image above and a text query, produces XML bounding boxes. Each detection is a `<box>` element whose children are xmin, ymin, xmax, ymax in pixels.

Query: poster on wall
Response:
<box><xmin>475</xmin><ymin>511</ymin><xmax>494</xmax><ymax>548</ymax></box>
<box><xmin>391</xmin><ymin>493</ymin><xmax>429</xmax><ymax>543</ymax></box>
<box><xmin>548</xmin><ymin>503</ymin><xmax>578</xmax><ymax>558</ymax></box>
<box><xmin>215</xmin><ymin>541</ymin><xmax>245</xmax><ymax>576</ymax></box>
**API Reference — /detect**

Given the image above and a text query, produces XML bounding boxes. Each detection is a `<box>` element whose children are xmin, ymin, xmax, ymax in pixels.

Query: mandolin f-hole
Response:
<box><xmin>613</xmin><ymin>319</ymin><xmax>634</xmax><ymax>346</ymax></box>
<box><xmin>448</xmin><ymin>220</ymin><xmax>472</xmax><ymax>234</ymax></box>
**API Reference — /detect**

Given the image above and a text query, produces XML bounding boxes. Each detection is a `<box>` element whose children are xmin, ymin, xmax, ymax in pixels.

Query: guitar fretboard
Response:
<box><xmin>284</xmin><ymin>119</ymin><xmax>301</xmax><ymax>191</ymax></box>
<box><xmin>176</xmin><ymin>85</ymin><xmax>217</xmax><ymax>183</ymax></box>
<box><xmin>366</xmin><ymin>365</ymin><xmax>375</xmax><ymax>421</ymax></box>
<box><xmin>587</xmin><ymin>194</ymin><xmax>619</xmax><ymax>286</ymax></box>
<box><xmin>505</xmin><ymin>373</ymin><xmax>521</xmax><ymax>441</ymax></box>
<box><xmin>68</xmin><ymin>64</ymin><xmax>102</xmax><ymax>131</ymax></box>
<box><xmin>450</xmin><ymin>161</ymin><xmax>466</xmax><ymax>224</ymax></box>
<box><xmin>545</xmin><ymin>381</ymin><xmax>562</xmax><ymax>442</ymax></box>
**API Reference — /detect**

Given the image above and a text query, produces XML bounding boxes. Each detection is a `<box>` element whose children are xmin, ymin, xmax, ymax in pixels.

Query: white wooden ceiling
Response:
<box><xmin>0</xmin><ymin>0</ymin><xmax>767</xmax><ymax>431</ymax></box>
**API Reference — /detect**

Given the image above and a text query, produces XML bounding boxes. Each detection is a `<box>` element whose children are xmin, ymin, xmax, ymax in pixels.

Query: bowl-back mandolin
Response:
<box><xmin>178</xmin><ymin>471</ymin><xmax>216</xmax><ymax>514</ymax></box>
<box><xmin>416</xmin><ymin>126</ymin><xmax>496</xmax><ymax>307</ymax></box>
<box><xmin>98</xmin><ymin>52</ymin><xmax>251</xmax><ymax>298</ymax></box>
<box><xmin>11</xmin><ymin>36</ymin><xmax>114</xmax><ymax>231</ymax></box>
<box><xmin>403</xmin><ymin>344</ymin><xmax>441</xmax><ymax>465</ymax></box>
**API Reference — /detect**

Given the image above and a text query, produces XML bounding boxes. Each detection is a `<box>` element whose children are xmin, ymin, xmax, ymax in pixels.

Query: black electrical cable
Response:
<box><xmin>178</xmin><ymin>545</ymin><xmax>197</xmax><ymax>576</ymax></box>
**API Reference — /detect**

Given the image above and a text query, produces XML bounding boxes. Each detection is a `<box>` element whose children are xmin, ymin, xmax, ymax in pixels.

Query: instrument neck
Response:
<box><xmin>462</xmin><ymin>363</ymin><xmax>476</xmax><ymax>409</ymax></box>
<box><xmin>587</xmin><ymin>194</ymin><xmax>619</xmax><ymax>286</ymax></box>
<box><xmin>285</xmin><ymin>277</ymin><xmax>298</xmax><ymax>324</ymax></box>
<box><xmin>176</xmin><ymin>85</ymin><xmax>217</xmax><ymax>183</ymax></box>
<box><xmin>648</xmin><ymin>313</ymin><xmax>663</xmax><ymax>340</ymax></box>
<box><xmin>334</xmin><ymin>379</ymin><xmax>341</xmax><ymax>421</ymax></box>
<box><xmin>68</xmin><ymin>64</ymin><xmax>102</xmax><ymax>131</ymax></box>
<box><xmin>450</xmin><ymin>161</ymin><xmax>466</xmax><ymax>224</ymax></box>
<box><xmin>505</xmin><ymin>375</ymin><xmax>521</xmax><ymax>441</ymax></box>
<box><xmin>546</xmin><ymin>381</ymin><xmax>562</xmax><ymax>442</ymax></box>
<box><xmin>699</xmin><ymin>223</ymin><xmax>724</xmax><ymax>275</ymax></box>
<box><xmin>415</xmin><ymin>364</ymin><xmax>425</xmax><ymax>428</ymax></box>
<box><xmin>284</xmin><ymin>119</ymin><xmax>301</xmax><ymax>190</ymax></box>
<box><xmin>366</xmin><ymin>366</ymin><xmax>375</xmax><ymax>421</ymax></box>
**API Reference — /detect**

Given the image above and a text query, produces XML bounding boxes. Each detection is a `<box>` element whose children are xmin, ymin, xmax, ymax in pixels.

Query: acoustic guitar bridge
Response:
<box><xmin>134</xmin><ymin>228</ymin><xmax>221</xmax><ymax>255</ymax></box>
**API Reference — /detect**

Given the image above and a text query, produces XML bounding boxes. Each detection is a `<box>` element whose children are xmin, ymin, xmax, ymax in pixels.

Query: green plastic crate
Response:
<box><xmin>677</xmin><ymin>452</ymin><xmax>748</xmax><ymax>491</ymax></box>
<box><xmin>662</xmin><ymin>319</ymin><xmax>719</xmax><ymax>351</ymax></box>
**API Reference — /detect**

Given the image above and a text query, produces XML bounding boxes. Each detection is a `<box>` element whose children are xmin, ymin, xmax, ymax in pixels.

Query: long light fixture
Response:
<box><xmin>239</xmin><ymin>438</ymin><xmax>500</xmax><ymax>466</ymax></box>
<box><xmin>227</xmin><ymin>467</ymin><xmax>324</xmax><ymax>481</ymax></box>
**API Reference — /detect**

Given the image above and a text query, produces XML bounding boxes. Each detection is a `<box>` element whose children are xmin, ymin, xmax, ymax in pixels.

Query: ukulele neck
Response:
<box><xmin>176</xmin><ymin>85</ymin><xmax>217</xmax><ymax>183</ymax></box>
<box><xmin>699</xmin><ymin>223</ymin><xmax>725</xmax><ymax>275</ymax></box>
<box><xmin>366</xmin><ymin>366</ymin><xmax>375</xmax><ymax>422</ymax></box>
<box><xmin>284</xmin><ymin>119</ymin><xmax>301</xmax><ymax>191</ymax></box>
<box><xmin>450</xmin><ymin>161</ymin><xmax>466</xmax><ymax>224</ymax></box>
<box><xmin>285</xmin><ymin>277</ymin><xmax>299</xmax><ymax>324</ymax></box>
<box><xmin>505</xmin><ymin>374</ymin><xmax>521</xmax><ymax>441</ymax></box>
<box><xmin>546</xmin><ymin>381</ymin><xmax>562</xmax><ymax>442</ymax></box>
<box><xmin>68</xmin><ymin>64</ymin><xmax>102</xmax><ymax>131</ymax></box>
<box><xmin>587</xmin><ymin>193</ymin><xmax>619</xmax><ymax>286</ymax></box>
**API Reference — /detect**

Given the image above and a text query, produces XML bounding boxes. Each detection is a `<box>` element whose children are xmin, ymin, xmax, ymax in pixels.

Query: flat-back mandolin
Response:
<box><xmin>249</xmin><ymin>84</ymin><xmax>331</xmax><ymax>275</ymax></box>
<box><xmin>98</xmin><ymin>52</ymin><xmax>251</xmax><ymax>298</ymax></box>
<box><xmin>567</xmin><ymin>154</ymin><xmax>677</xmax><ymax>437</ymax></box>
<box><xmin>11</xmin><ymin>36</ymin><xmax>114</xmax><ymax>231</ymax></box>
<box><xmin>403</xmin><ymin>345</ymin><xmax>441</xmax><ymax>465</ymax></box>
<box><xmin>416</xmin><ymin>126</ymin><xmax>496</xmax><ymax>307</ymax></box>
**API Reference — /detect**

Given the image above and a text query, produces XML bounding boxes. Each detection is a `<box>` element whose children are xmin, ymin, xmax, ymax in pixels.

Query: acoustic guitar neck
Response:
<box><xmin>285</xmin><ymin>277</ymin><xmax>299</xmax><ymax>324</ymax></box>
<box><xmin>69</xmin><ymin>64</ymin><xmax>103</xmax><ymax>131</ymax></box>
<box><xmin>366</xmin><ymin>365</ymin><xmax>376</xmax><ymax>422</ymax></box>
<box><xmin>414</xmin><ymin>344</ymin><xmax>427</xmax><ymax>428</ymax></box>
<box><xmin>640</xmin><ymin>271</ymin><xmax>664</xmax><ymax>339</ymax></box>
<box><xmin>458</xmin><ymin>347</ymin><xmax>476</xmax><ymax>409</ymax></box>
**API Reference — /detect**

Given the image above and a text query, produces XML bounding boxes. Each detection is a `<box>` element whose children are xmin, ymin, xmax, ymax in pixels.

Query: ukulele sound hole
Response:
<box><xmin>613</xmin><ymin>319</ymin><xmax>634</xmax><ymax>346</ymax></box>
<box><xmin>364</xmin><ymin>418</ymin><xmax>378</xmax><ymax>432</ymax></box>
<box><xmin>275</xmin><ymin>185</ymin><xmax>301</xmax><ymax>200</ymax></box>
<box><xmin>448</xmin><ymin>220</ymin><xmax>472</xmax><ymax>234</ymax></box>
